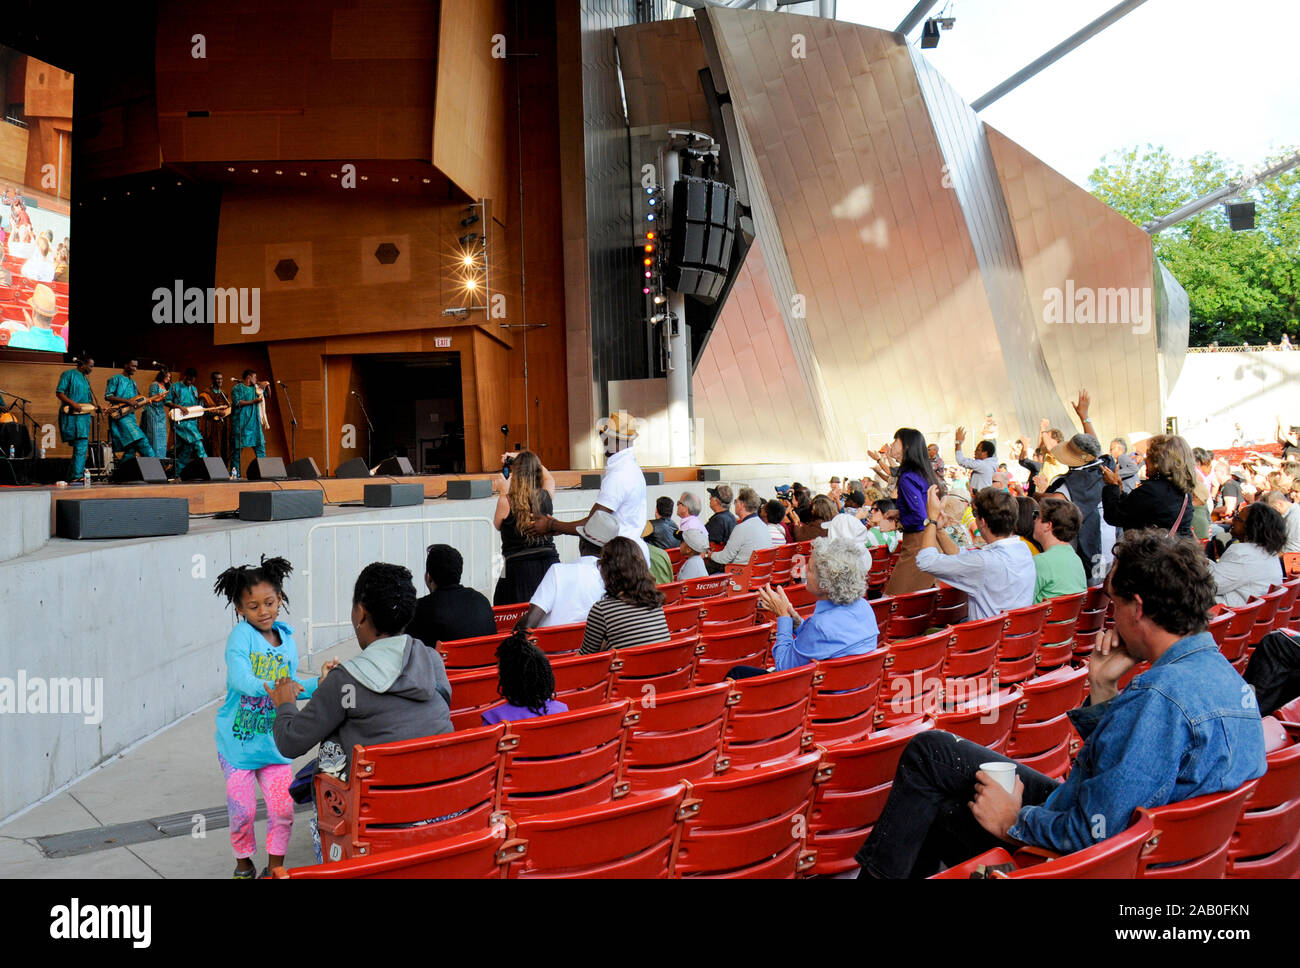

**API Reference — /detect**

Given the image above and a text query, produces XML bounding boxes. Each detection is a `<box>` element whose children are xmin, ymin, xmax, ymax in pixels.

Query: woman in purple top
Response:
<box><xmin>481</xmin><ymin>631</ymin><xmax>569</xmax><ymax>725</ymax></box>
<box><xmin>884</xmin><ymin>427</ymin><xmax>944</xmax><ymax>594</ymax></box>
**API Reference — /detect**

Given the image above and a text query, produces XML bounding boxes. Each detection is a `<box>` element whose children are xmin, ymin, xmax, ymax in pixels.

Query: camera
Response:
<box><xmin>502</xmin><ymin>454</ymin><xmax>515</xmax><ymax>480</ymax></box>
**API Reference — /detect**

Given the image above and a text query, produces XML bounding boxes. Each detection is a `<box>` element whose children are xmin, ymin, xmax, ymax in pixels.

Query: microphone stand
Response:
<box><xmin>278</xmin><ymin>381</ymin><xmax>297</xmax><ymax>464</ymax></box>
<box><xmin>352</xmin><ymin>391</ymin><xmax>374</xmax><ymax>471</ymax></box>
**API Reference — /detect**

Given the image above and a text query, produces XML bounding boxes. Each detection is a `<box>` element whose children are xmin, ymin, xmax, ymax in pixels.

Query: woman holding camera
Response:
<box><xmin>493</xmin><ymin>451</ymin><xmax>559</xmax><ymax>606</ymax></box>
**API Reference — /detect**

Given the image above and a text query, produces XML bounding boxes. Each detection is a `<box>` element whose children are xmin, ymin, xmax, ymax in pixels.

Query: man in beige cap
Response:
<box><xmin>529</xmin><ymin>410</ymin><xmax>650</xmax><ymax>564</ymax></box>
<box><xmin>7</xmin><ymin>284</ymin><xmax>66</xmax><ymax>352</ymax></box>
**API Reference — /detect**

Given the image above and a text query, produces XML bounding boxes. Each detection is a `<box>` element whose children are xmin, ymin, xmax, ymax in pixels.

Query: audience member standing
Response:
<box><xmin>493</xmin><ymin>450</ymin><xmax>559</xmax><ymax>606</ymax></box>
<box><xmin>1102</xmin><ymin>434</ymin><xmax>1201</xmax><ymax>539</ymax></box>
<box><xmin>1046</xmin><ymin>433</ymin><xmax>1106</xmax><ymax>582</ymax></box>
<box><xmin>884</xmin><ymin>428</ymin><xmax>943</xmax><ymax>595</ymax></box>
<box><xmin>954</xmin><ymin>426</ymin><xmax>997</xmax><ymax>491</ymax></box>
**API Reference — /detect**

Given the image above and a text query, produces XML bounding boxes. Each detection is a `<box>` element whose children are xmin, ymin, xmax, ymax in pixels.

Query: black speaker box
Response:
<box><xmin>28</xmin><ymin>457</ymin><xmax>71</xmax><ymax>484</ymax></box>
<box><xmin>445</xmin><ymin>479</ymin><xmax>493</xmax><ymax>500</ymax></box>
<box><xmin>0</xmin><ymin>459</ymin><xmax>24</xmax><ymax>485</ymax></box>
<box><xmin>288</xmin><ymin>457</ymin><xmax>321</xmax><ymax>480</ymax></box>
<box><xmin>698</xmin><ymin>468</ymin><xmax>722</xmax><ymax>481</ymax></box>
<box><xmin>665</xmin><ymin>176</ymin><xmax>736</xmax><ymax>304</ymax></box>
<box><xmin>56</xmin><ymin>497</ymin><xmax>189</xmax><ymax>539</ymax></box>
<box><xmin>375</xmin><ymin>456</ymin><xmax>414</xmax><ymax>476</ymax></box>
<box><xmin>335</xmin><ymin>458</ymin><xmax>370</xmax><ymax>478</ymax></box>
<box><xmin>113</xmin><ymin>456</ymin><xmax>168</xmax><ymax>483</ymax></box>
<box><xmin>238</xmin><ymin>490</ymin><xmax>324</xmax><ymax>521</ymax></box>
<box><xmin>246</xmin><ymin>457</ymin><xmax>287</xmax><ymax>480</ymax></box>
<box><xmin>643</xmin><ymin>471</ymin><xmax>664</xmax><ymax>485</ymax></box>
<box><xmin>580</xmin><ymin>473</ymin><xmax>603</xmax><ymax>489</ymax></box>
<box><xmin>364</xmin><ymin>482</ymin><xmax>425</xmax><ymax>508</ymax></box>
<box><xmin>180</xmin><ymin>456</ymin><xmax>230</xmax><ymax>481</ymax></box>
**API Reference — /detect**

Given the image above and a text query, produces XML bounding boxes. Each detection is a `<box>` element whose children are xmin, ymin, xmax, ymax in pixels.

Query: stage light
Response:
<box><xmin>330</xmin><ymin>173</ymin><xmax>338</xmax><ymax>178</ymax></box>
<box><xmin>647</xmin><ymin>213</ymin><xmax>655</xmax><ymax>221</ymax></box>
<box><xmin>360</xmin><ymin>175</ymin><xmax>369</xmax><ymax>181</ymax></box>
<box><xmin>461</xmin><ymin>213</ymin><xmax>480</xmax><ymax>227</ymax></box>
<box><xmin>459</xmin><ymin>232</ymin><xmax>479</xmax><ymax>246</ymax></box>
<box><xmin>653</xmin><ymin>294</ymin><xmax>664</xmax><ymax>305</ymax></box>
<box><xmin>648</xmin><ymin>198</ymin><xmax>656</xmax><ymax>206</ymax></box>
<box><xmin>644</xmin><ymin>244</ymin><xmax>653</xmax><ymax>253</ymax></box>
<box><xmin>226</xmin><ymin>167</ymin><xmax>235</xmax><ymax>172</ymax></box>
<box><xmin>275</xmin><ymin>169</ymin><xmax>283</xmax><ymax>175</ymax></box>
<box><xmin>921</xmin><ymin>18</ymin><xmax>940</xmax><ymax>48</ymax></box>
<box><xmin>465</xmin><ymin>278</ymin><xmax>478</xmax><ymax>291</ymax></box>
<box><xmin>644</xmin><ymin>258</ymin><xmax>652</xmax><ymax>266</ymax></box>
<box><xmin>299</xmin><ymin>171</ymin><xmax>307</xmax><ymax>176</ymax></box>
<box><xmin>391</xmin><ymin>177</ymin><xmax>399</xmax><ymax>182</ymax></box>
<box><xmin>642</xmin><ymin>287</ymin><xmax>651</xmax><ymax>294</ymax></box>
<box><xmin>645</xmin><ymin>271</ymin><xmax>652</xmax><ymax>279</ymax></box>
<box><xmin>422</xmin><ymin>178</ymin><xmax>430</xmax><ymax>184</ymax></box>
<box><xmin>251</xmin><ymin>168</ymin><xmax>259</xmax><ymax>173</ymax></box>
<box><xmin>463</xmin><ymin>255</ymin><xmax>475</xmax><ymax>266</ymax></box>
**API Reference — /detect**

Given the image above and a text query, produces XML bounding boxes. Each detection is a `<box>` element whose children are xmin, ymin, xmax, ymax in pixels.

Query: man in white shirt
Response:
<box><xmin>1263</xmin><ymin>490</ymin><xmax>1300</xmax><ymax>554</ymax></box>
<box><xmin>529</xmin><ymin>410</ymin><xmax>650</xmax><ymax>563</ymax></box>
<box><xmin>915</xmin><ymin>485</ymin><xmax>1035</xmax><ymax>620</ymax></box>
<box><xmin>706</xmin><ymin>486</ymin><xmax>772</xmax><ymax>574</ymax></box>
<box><xmin>954</xmin><ymin>426</ymin><xmax>998</xmax><ymax>493</ymax></box>
<box><xmin>518</xmin><ymin>509</ymin><xmax>616</xmax><ymax>629</ymax></box>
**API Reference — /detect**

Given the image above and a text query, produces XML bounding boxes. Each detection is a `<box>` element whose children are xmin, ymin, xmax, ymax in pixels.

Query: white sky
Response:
<box><xmin>835</xmin><ymin>0</ymin><xmax>1300</xmax><ymax>188</ymax></box>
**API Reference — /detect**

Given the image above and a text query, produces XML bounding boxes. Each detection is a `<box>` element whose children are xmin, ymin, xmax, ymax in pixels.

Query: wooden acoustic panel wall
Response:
<box><xmin>986</xmin><ymin>126</ymin><xmax>1163</xmax><ymax>439</ymax></box>
<box><xmin>154</xmin><ymin>0</ymin><xmax>437</xmax><ymax>163</ymax></box>
<box><xmin>21</xmin><ymin>55</ymin><xmax>74</xmax><ymax>200</ymax></box>
<box><xmin>434</xmin><ymin>0</ymin><xmax>509</xmax><ymax>220</ymax></box>
<box><xmin>614</xmin><ymin>18</ymin><xmax>715</xmax><ymax>133</ymax></box>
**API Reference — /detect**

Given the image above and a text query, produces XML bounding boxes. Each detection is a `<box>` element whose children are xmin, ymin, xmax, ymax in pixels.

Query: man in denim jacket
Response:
<box><xmin>856</xmin><ymin>529</ymin><xmax>1267</xmax><ymax>879</ymax></box>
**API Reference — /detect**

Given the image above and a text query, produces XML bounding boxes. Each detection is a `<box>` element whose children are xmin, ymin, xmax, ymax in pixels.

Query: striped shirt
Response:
<box><xmin>579</xmin><ymin>596</ymin><xmax>670</xmax><ymax>654</ymax></box>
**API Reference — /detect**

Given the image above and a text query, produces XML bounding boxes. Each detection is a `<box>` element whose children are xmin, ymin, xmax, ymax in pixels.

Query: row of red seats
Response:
<box><xmin>1207</xmin><ymin>579</ymin><xmax>1300</xmax><ymax>673</ymax></box>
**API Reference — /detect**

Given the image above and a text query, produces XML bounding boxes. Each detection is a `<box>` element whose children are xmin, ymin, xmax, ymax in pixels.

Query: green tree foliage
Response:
<box><xmin>1089</xmin><ymin>145</ymin><xmax>1300</xmax><ymax>346</ymax></box>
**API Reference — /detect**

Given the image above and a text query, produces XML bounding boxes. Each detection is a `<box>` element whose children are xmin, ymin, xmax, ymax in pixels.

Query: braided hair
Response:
<box><xmin>352</xmin><ymin>562</ymin><xmax>417</xmax><ymax>636</ymax></box>
<box><xmin>213</xmin><ymin>555</ymin><xmax>293</xmax><ymax>610</ymax></box>
<box><xmin>495</xmin><ymin>631</ymin><xmax>556</xmax><ymax>715</ymax></box>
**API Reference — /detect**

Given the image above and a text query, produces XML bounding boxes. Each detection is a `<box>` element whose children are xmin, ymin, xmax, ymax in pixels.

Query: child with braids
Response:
<box><xmin>213</xmin><ymin>556</ymin><xmax>338</xmax><ymax>879</ymax></box>
<box><xmin>481</xmin><ymin>631</ymin><xmax>569</xmax><ymax>725</ymax></box>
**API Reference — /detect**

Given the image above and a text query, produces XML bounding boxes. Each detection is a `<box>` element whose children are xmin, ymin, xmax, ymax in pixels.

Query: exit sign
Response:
<box><xmin>434</xmin><ymin>337</ymin><xmax>451</xmax><ymax>348</ymax></box>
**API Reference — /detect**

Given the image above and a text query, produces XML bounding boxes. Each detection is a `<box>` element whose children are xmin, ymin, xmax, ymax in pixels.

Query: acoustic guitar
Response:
<box><xmin>107</xmin><ymin>392</ymin><xmax>168</xmax><ymax>421</ymax></box>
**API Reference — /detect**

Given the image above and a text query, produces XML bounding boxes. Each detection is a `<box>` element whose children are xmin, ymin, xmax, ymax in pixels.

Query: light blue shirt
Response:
<box><xmin>1009</xmin><ymin>632</ymin><xmax>1266</xmax><ymax>854</ymax></box>
<box><xmin>955</xmin><ymin>448</ymin><xmax>998</xmax><ymax>492</ymax></box>
<box><xmin>773</xmin><ymin>597</ymin><xmax>879</xmax><ymax>671</ymax></box>
<box><xmin>915</xmin><ymin>536</ymin><xmax>1035</xmax><ymax>620</ymax></box>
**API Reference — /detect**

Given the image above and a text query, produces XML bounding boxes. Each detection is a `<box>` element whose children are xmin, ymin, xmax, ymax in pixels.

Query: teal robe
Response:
<box><xmin>56</xmin><ymin>369</ymin><xmax>93</xmax><ymax>442</ymax></box>
<box><xmin>166</xmin><ymin>383</ymin><xmax>206</xmax><ymax>446</ymax></box>
<box><xmin>105</xmin><ymin>374</ymin><xmax>147</xmax><ymax>449</ymax></box>
<box><xmin>231</xmin><ymin>382</ymin><xmax>265</xmax><ymax>449</ymax></box>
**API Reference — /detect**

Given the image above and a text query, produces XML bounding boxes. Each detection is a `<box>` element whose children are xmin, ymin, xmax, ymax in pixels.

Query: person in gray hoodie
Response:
<box><xmin>269</xmin><ymin>562</ymin><xmax>454</xmax><ymax>782</ymax></box>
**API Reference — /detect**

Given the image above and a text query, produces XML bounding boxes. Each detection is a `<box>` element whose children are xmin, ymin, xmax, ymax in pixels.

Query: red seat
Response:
<box><xmin>782</xmin><ymin>582</ymin><xmax>816</xmax><ymax>612</ymax></box>
<box><xmin>876</xmin><ymin>628</ymin><xmax>948</xmax><ymax>727</ymax></box>
<box><xmin>697</xmin><ymin>591</ymin><xmax>759</xmax><ymax>630</ymax></box>
<box><xmin>1252</xmin><ymin>586</ymin><xmax>1288</xmax><ymax>644</ymax></box>
<box><xmin>1279</xmin><ymin>696</ymin><xmax>1300</xmax><ymax>727</ymax></box>
<box><xmin>529</xmin><ymin>620</ymin><xmax>587</xmax><ymax>656</ymax></box>
<box><xmin>1219</xmin><ymin>598</ymin><xmax>1264</xmax><ymax>663</ymax></box>
<box><xmin>491</xmin><ymin>602</ymin><xmax>530</xmax><ymax>632</ymax></box>
<box><xmin>665</xmin><ymin>546</ymin><xmax>683</xmax><ymax>569</ymax></box>
<box><xmin>314</xmin><ymin>723</ymin><xmax>507</xmax><ymax>861</ymax></box>
<box><xmin>941</xmin><ymin>612</ymin><xmax>1006</xmax><ymax>693</ymax></box>
<box><xmin>664</xmin><ymin>599</ymin><xmax>703</xmax><ymax>635</ymax></box>
<box><xmin>1271</xmin><ymin>578</ymin><xmax>1300</xmax><ymax>630</ymax></box>
<box><xmin>931</xmin><ymin>813</ymin><xmax>1156</xmax><ymax>879</ymax></box>
<box><xmin>675</xmin><ymin>751</ymin><xmax>825</xmax><ymax>877</ymax></box>
<box><xmin>722</xmin><ymin>665</ymin><xmax>816</xmax><ymax>767</ymax></box>
<box><xmin>1227</xmin><ymin>735</ymin><xmax>1300</xmax><ymax>878</ymax></box>
<box><xmin>447</xmin><ymin>666</ymin><xmax>503</xmax><ymax>729</ymax></box>
<box><xmin>549</xmin><ymin>650</ymin><xmax>615</xmax><ymax>709</ymax></box>
<box><xmin>623</xmin><ymin>681</ymin><xmax>735</xmax><ymax>791</ymax></box>
<box><xmin>931</xmin><ymin>687</ymin><xmax>1022</xmax><ymax>753</ymax></box>
<box><xmin>506</xmin><ymin>785</ymin><xmax>690</xmax><ymax>878</ymax></box>
<box><xmin>998</xmin><ymin>601</ymin><xmax>1051</xmax><ymax>684</ymax></box>
<box><xmin>497</xmin><ymin>700</ymin><xmax>635</xmax><ymax>820</ymax></box>
<box><xmin>681</xmin><ymin>574</ymin><xmax>736</xmax><ymax>599</ymax></box>
<box><xmin>1042</xmin><ymin>591</ymin><xmax>1085</xmax><ymax>626</ymax></box>
<box><xmin>806</xmin><ymin>720</ymin><xmax>934</xmax><ymax>875</ymax></box>
<box><xmin>868</xmin><ymin>594</ymin><xmax>893</xmax><ymax>637</ymax></box>
<box><xmin>808</xmin><ymin>649</ymin><xmax>889</xmax><ymax>747</ymax></box>
<box><xmin>885</xmin><ymin>587</ymin><xmax>939</xmax><ymax>640</ymax></box>
<box><xmin>657</xmin><ymin>580</ymin><xmax>685</xmax><ymax>605</ymax></box>
<box><xmin>1136</xmin><ymin>780</ymin><xmax>1261</xmax><ymax>878</ymax></box>
<box><xmin>695</xmin><ymin>621</ymin><xmax>775</xmax><ymax>684</ymax></box>
<box><xmin>274</xmin><ymin>823</ymin><xmax>517</xmax><ymax>879</ymax></box>
<box><xmin>725</xmin><ymin>545</ymin><xmax>779</xmax><ymax>591</ymax></box>
<box><xmin>1035</xmin><ymin>615</ymin><xmax>1078</xmax><ymax>672</ymax></box>
<box><xmin>437</xmin><ymin>630</ymin><xmax>511</xmax><ymax>670</ymax></box>
<box><xmin>932</xmin><ymin>583</ymin><xmax>969</xmax><ymax>627</ymax></box>
<box><xmin>867</xmin><ymin>545</ymin><xmax>891</xmax><ymax>594</ymax></box>
<box><xmin>1005</xmin><ymin>666</ymin><xmax>1088</xmax><ymax>778</ymax></box>
<box><xmin>608</xmin><ymin>635</ymin><xmax>701</xmax><ymax>700</ymax></box>
<box><xmin>769</xmin><ymin>542</ymin><xmax>797</xmax><ymax>586</ymax></box>
<box><xmin>1206</xmin><ymin>610</ymin><xmax>1234</xmax><ymax>649</ymax></box>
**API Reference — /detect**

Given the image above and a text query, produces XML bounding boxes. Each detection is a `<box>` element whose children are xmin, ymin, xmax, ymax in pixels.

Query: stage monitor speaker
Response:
<box><xmin>665</xmin><ymin>176</ymin><xmax>736</xmax><ymax>304</ymax></box>
<box><xmin>238</xmin><ymin>490</ymin><xmax>324</xmax><ymax>522</ymax></box>
<box><xmin>335</xmin><ymin>458</ymin><xmax>370</xmax><ymax>478</ymax></box>
<box><xmin>375</xmin><ymin>456</ymin><xmax>414</xmax><ymax>476</ymax></box>
<box><xmin>246</xmin><ymin>457</ymin><xmax>287</xmax><ymax>481</ymax></box>
<box><xmin>29</xmin><ymin>458</ymin><xmax>71</xmax><ymax>484</ymax></box>
<box><xmin>643</xmin><ymin>471</ymin><xmax>664</xmax><ymax>485</ymax></box>
<box><xmin>288</xmin><ymin>457</ymin><xmax>321</xmax><ymax>480</ymax></box>
<box><xmin>0</xmin><ymin>459</ymin><xmax>23</xmax><ymax>486</ymax></box>
<box><xmin>180</xmin><ymin>457</ymin><xmax>230</xmax><ymax>481</ymax></box>
<box><xmin>580</xmin><ymin>473</ymin><xmax>603</xmax><ymax>490</ymax></box>
<box><xmin>445</xmin><ymin>479</ymin><xmax>492</xmax><ymax>500</ymax></box>
<box><xmin>113</xmin><ymin>456</ymin><xmax>168</xmax><ymax>483</ymax></box>
<box><xmin>365</xmin><ymin>483</ymin><xmax>425</xmax><ymax>508</ymax></box>
<box><xmin>56</xmin><ymin>497</ymin><xmax>189</xmax><ymax>539</ymax></box>
<box><xmin>698</xmin><ymin>468</ymin><xmax>722</xmax><ymax>482</ymax></box>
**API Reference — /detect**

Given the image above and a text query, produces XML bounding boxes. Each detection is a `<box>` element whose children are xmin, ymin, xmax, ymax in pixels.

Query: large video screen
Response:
<box><xmin>0</xmin><ymin>44</ymin><xmax>71</xmax><ymax>354</ymax></box>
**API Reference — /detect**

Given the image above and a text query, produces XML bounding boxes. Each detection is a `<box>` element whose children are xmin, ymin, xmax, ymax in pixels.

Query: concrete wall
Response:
<box><xmin>1165</xmin><ymin>350</ymin><xmax>1300</xmax><ymax>448</ymax></box>
<box><xmin>0</xmin><ymin>491</ymin><xmax>50</xmax><ymax>563</ymax></box>
<box><xmin>0</xmin><ymin>469</ymin><xmax>830</xmax><ymax>821</ymax></box>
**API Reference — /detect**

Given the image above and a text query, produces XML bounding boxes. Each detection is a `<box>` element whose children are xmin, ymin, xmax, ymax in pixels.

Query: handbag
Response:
<box><xmin>1169</xmin><ymin>494</ymin><xmax>1189</xmax><ymax>535</ymax></box>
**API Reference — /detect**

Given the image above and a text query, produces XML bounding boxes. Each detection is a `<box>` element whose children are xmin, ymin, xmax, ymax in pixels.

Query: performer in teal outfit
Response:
<box><xmin>165</xmin><ymin>368</ymin><xmax>209</xmax><ymax>474</ymax></box>
<box><xmin>139</xmin><ymin>367</ymin><xmax>171</xmax><ymax>465</ymax></box>
<box><xmin>231</xmin><ymin>369</ymin><xmax>270</xmax><ymax>474</ymax></box>
<box><xmin>104</xmin><ymin>360</ymin><xmax>156</xmax><ymax>459</ymax></box>
<box><xmin>54</xmin><ymin>356</ymin><xmax>98</xmax><ymax>482</ymax></box>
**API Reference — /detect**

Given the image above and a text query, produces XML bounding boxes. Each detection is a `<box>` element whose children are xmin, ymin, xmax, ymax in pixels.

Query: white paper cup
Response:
<box><xmin>980</xmin><ymin>761</ymin><xmax>1017</xmax><ymax>794</ymax></box>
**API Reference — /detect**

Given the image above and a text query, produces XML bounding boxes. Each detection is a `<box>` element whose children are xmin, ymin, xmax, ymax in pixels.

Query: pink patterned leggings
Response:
<box><xmin>217</xmin><ymin>753</ymin><xmax>294</xmax><ymax>859</ymax></box>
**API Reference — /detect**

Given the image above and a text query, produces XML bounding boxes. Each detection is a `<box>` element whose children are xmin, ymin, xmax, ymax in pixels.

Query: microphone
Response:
<box><xmin>277</xmin><ymin>380</ymin><xmax>288</xmax><ymax>388</ymax></box>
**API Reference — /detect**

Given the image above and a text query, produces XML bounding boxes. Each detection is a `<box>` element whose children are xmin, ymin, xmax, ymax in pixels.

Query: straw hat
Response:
<box><xmin>27</xmin><ymin>284</ymin><xmax>56</xmax><ymax>318</ymax></box>
<box><xmin>1051</xmin><ymin>433</ymin><xmax>1102</xmax><ymax>468</ymax></box>
<box><xmin>596</xmin><ymin>410</ymin><xmax>639</xmax><ymax>440</ymax></box>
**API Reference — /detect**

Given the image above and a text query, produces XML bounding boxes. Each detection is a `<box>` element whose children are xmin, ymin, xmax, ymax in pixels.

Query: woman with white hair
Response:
<box><xmin>745</xmin><ymin>536</ymin><xmax>880</xmax><ymax>674</ymax></box>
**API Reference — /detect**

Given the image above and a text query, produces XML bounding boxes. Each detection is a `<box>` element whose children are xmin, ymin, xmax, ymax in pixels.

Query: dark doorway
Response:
<box><xmin>353</xmin><ymin>353</ymin><xmax>464</xmax><ymax>474</ymax></box>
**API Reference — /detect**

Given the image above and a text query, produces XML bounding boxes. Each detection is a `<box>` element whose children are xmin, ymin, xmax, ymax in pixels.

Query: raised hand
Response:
<box><xmin>1072</xmin><ymin>389</ymin><xmax>1091</xmax><ymax>424</ymax></box>
<box><xmin>954</xmin><ymin>426</ymin><xmax>967</xmax><ymax>447</ymax></box>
